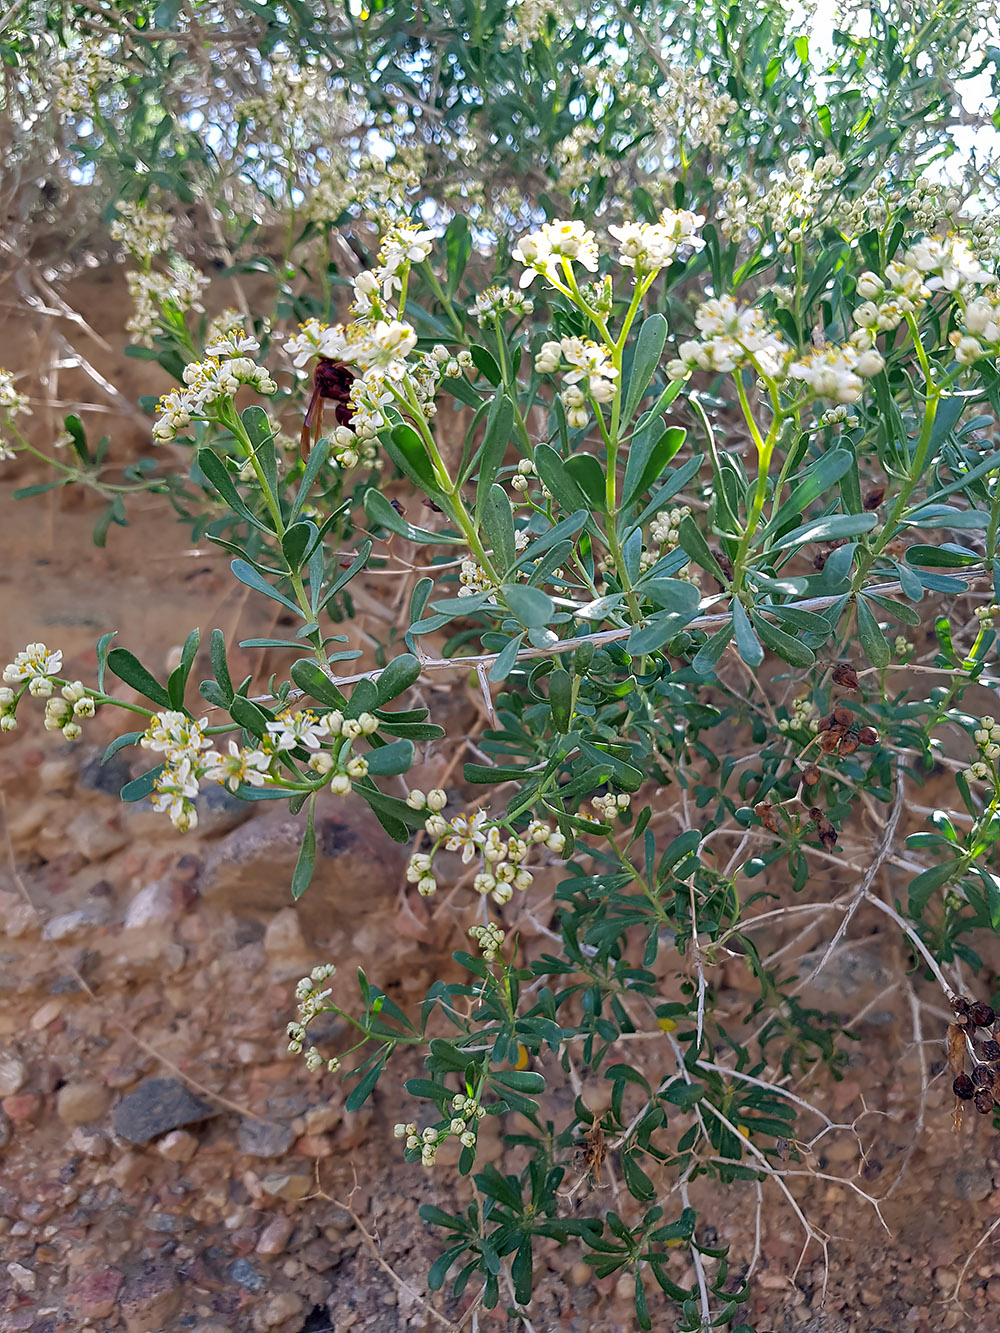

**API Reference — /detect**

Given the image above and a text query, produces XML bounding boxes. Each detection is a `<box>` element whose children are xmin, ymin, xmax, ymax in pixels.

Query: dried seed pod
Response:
<box><xmin>975</xmin><ymin>1088</ymin><xmax>995</xmax><ymax>1115</ymax></box>
<box><xmin>972</xmin><ymin>1063</ymin><xmax>995</xmax><ymax>1088</ymax></box>
<box><xmin>817</xmin><ymin>714</ymin><xmax>835</xmax><ymax>732</ymax></box>
<box><xmin>818</xmin><ymin>730</ymin><xmax>842</xmax><ymax>754</ymax></box>
<box><xmin>832</xmin><ymin>662</ymin><xmax>860</xmax><ymax>690</ymax></box>
<box><xmin>980</xmin><ymin>1039</ymin><xmax>1000</xmax><ymax>1062</ymax></box>
<box><xmin>953</xmin><ymin>1073</ymin><xmax>975</xmax><ymax>1100</ymax></box>
<box><xmin>951</xmin><ymin>995</ymin><xmax>973</xmax><ymax>1017</ymax></box>
<box><xmin>809</xmin><ymin>808</ymin><xmax>838</xmax><ymax>850</ymax></box>
<box><xmin>863</xmin><ymin>486</ymin><xmax>886</xmax><ymax>511</ymax></box>
<box><xmin>970</xmin><ymin>1002</ymin><xmax>996</xmax><ymax>1029</ymax></box>
<box><xmin>833</xmin><ymin>706</ymin><xmax>854</xmax><ymax>726</ymax></box>
<box><xmin>838</xmin><ymin>733</ymin><xmax>860</xmax><ymax>755</ymax></box>
<box><xmin>755</xmin><ymin>801</ymin><xmax>779</xmax><ymax>833</ymax></box>
<box><xmin>802</xmin><ymin>765</ymin><xmax>821</xmax><ymax>786</ymax></box>
<box><xmin>858</xmin><ymin>726</ymin><xmax>879</xmax><ymax>746</ymax></box>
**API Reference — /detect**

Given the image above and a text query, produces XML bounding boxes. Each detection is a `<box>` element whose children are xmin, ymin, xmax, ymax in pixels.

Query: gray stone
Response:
<box><xmin>79</xmin><ymin>749</ymin><xmax>133</xmax><ymax>796</ymax></box>
<box><xmin>0</xmin><ymin>1056</ymin><xmax>25</xmax><ymax>1098</ymax></box>
<box><xmin>0</xmin><ymin>1109</ymin><xmax>10</xmax><ymax>1150</ymax></box>
<box><xmin>237</xmin><ymin>1117</ymin><xmax>295</xmax><ymax>1159</ymax></box>
<box><xmin>228</xmin><ymin>1258</ymin><xmax>266</xmax><ymax>1292</ymax></box>
<box><xmin>119</xmin><ymin>1264</ymin><xmax>182</xmax><ymax>1332</ymax></box>
<box><xmin>112</xmin><ymin>1078</ymin><xmax>216</xmax><ymax>1144</ymax></box>
<box><xmin>948</xmin><ymin>1165</ymin><xmax>993</xmax><ymax>1201</ymax></box>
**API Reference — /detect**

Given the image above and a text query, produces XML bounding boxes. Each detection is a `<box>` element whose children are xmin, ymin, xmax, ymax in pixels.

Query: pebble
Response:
<box><xmin>124</xmin><ymin>879</ymin><xmax>182</xmax><ymax>929</ymax></box>
<box><xmin>157</xmin><ymin>1129</ymin><xmax>199</xmax><ymax>1162</ymax></box>
<box><xmin>229</xmin><ymin>1257</ymin><xmax>267</xmax><ymax>1292</ymax></box>
<box><xmin>237</xmin><ymin>1117</ymin><xmax>295</xmax><ymax>1159</ymax></box>
<box><xmin>112</xmin><ymin>1077</ymin><xmax>216</xmax><ymax>1144</ymax></box>
<box><xmin>57</xmin><ymin>1079</ymin><xmax>111</xmax><ymax>1125</ymax></box>
<box><xmin>0</xmin><ymin>1109</ymin><xmax>10</xmax><ymax>1148</ymax></box>
<box><xmin>6</xmin><ymin>1261</ymin><xmax>35</xmax><ymax>1292</ymax></box>
<box><xmin>119</xmin><ymin>1263</ymin><xmax>182</xmax><ymax>1331</ymax></box>
<box><xmin>0</xmin><ymin>1055</ymin><xmax>26</xmax><ymax>1097</ymax></box>
<box><xmin>252</xmin><ymin>1292</ymin><xmax>304</xmax><ymax>1330</ymax></box>
<box><xmin>1</xmin><ymin>1094</ymin><xmax>41</xmax><ymax>1123</ymax></box>
<box><xmin>256</xmin><ymin>1215</ymin><xmax>296</xmax><ymax>1256</ymax></box>
<box><xmin>949</xmin><ymin>1166</ymin><xmax>994</xmax><ymax>1201</ymax></box>
<box><xmin>29</xmin><ymin>999</ymin><xmax>63</xmax><ymax>1031</ymax></box>
<box><xmin>66</xmin><ymin>1266</ymin><xmax>124</xmax><ymax>1319</ymax></box>
<box><xmin>263</xmin><ymin>908</ymin><xmax>308</xmax><ymax>957</ymax></box>
<box><xmin>42</xmin><ymin>907</ymin><xmax>108</xmax><ymax>942</ymax></box>
<box><xmin>259</xmin><ymin>1170</ymin><xmax>312</xmax><ymax>1201</ymax></box>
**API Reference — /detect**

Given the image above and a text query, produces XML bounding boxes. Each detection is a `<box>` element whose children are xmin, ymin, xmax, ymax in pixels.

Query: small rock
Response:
<box><xmin>70</xmin><ymin>1126</ymin><xmax>109</xmax><ymax>1157</ymax></box>
<box><xmin>6</xmin><ymin>1261</ymin><xmax>35</xmax><ymax>1292</ymax></box>
<box><xmin>0</xmin><ymin>1109</ymin><xmax>10</xmax><ymax>1149</ymax></box>
<box><xmin>65</xmin><ymin>810</ymin><xmax>130</xmax><ymax>861</ymax></box>
<box><xmin>259</xmin><ymin>1170</ymin><xmax>312</xmax><ymax>1202</ymax></box>
<box><xmin>256</xmin><ymin>1216</ymin><xmax>296</xmax><ymax>1256</ymax></box>
<box><xmin>43</xmin><ymin>906</ymin><xmax>108</xmax><ymax>942</ymax></box>
<box><xmin>228</xmin><ymin>1257</ymin><xmax>267</xmax><ymax>1292</ymax></box>
<box><xmin>0</xmin><ymin>1055</ymin><xmax>25</xmax><ymax>1097</ymax></box>
<box><xmin>66</xmin><ymin>1266</ymin><xmax>124</xmax><ymax>1320</ymax></box>
<box><xmin>1</xmin><ymin>1094</ymin><xmax>41</xmax><ymax>1123</ymax></box>
<box><xmin>112</xmin><ymin>1077</ymin><xmax>216</xmax><ymax>1145</ymax></box>
<box><xmin>237</xmin><ymin>1117</ymin><xmax>295</xmax><ymax>1159</ymax></box>
<box><xmin>295</xmin><ymin>1134</ymin><xmax>332</xmax><ymax>1158</ymax></box>
<box><xmin>57</xmin><ymin>1080</ymin><xmax>111</xmax><ymax>1126</ymax></box>
<box><xmin>119</xmin><ymin>1264</ymin><xmax>182</xmax><ymax>1332</ymax></box>
<box><xmin>252</xmin><ymin>1292</ymin><xmax>304</xmax><ymax>1330</ymax></box>
<box><xmin>303</xmin><ymin>1104</ymin><xmax>340</xmax><ymax>1136</ymax></box>
<box><xmin>949</xmin><ymin>1165</ymin><xmax>993</xmax><ymax>1202</ymax></box>
<box><xmin>986</xmin><ymin>1277</ymin><xmax>1000</xmax><ymax>1302</ymax></box>
<box><xmin>933</xmin><ymin>1267</ymin><xmax>957</xmax><ymax>1292</ymax></box>
<box><xmin>29</xmin><ymin>999</ymin><xmax>63</xmax><ymax>1031</ymax></box>
<box><xmin>263</xmin><ymin>908</ymin><xmax>308</xmax><ymax>958</ymax></box>
<box><xmin>157</xmin><ymin>1129</ymin><xmax>199</xmax><ymax>1163</ymax></box>
<box><xmin>124</xmin><ymin>880</ymin><xmax>182</xmax><ymax>929</ymax></box>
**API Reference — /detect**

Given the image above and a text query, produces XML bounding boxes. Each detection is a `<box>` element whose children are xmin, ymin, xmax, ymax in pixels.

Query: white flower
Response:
<box><xmin>141</xmin><ymin>710</ymin><xmax>210</xmax><ymax>762</ymax></box>
<box><xmin>151</xmin><ymin>756</ymin><xmax>201</xmax><ymax>831</ymax></box>
<box><xmin>789</xmin><ymin>342</ymin><xmax>884</xmax><ymax>404</ymax></box>
<box><xmin>203</xmin><ymin>740</ymin><xmax>271</xmax><ymax>791</ymax></box>
<box><xmin>265</xmin><ymin>709</ymin><xmax>331</xmax><ymax>751</ymax></box>
<box><xmin>609</xmin><ymin>208</ymin><xmax>704</xmax><ymax>275</ymax></box>
<box><xmin>514</xmin><ymin>220</ymin><xmax>600</xmax><ymax>288</ymax></box>
<box><xmin>3</xmin><ymin>643</ymin><xmax>63</xmax><ymax>683</ymax></box>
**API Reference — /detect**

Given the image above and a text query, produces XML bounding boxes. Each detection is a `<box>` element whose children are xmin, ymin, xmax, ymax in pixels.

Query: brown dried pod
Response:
<box><xmin>972</xmin><ymin>1063</ymin><xmax>995</xmax><ymax>1089</ymax></box>
<box><xmin>832</xmin><ymin>662</ymin><xmax>860</xmax><ymax>690</ymax></box>
<box><xmin>838</xmin><ymin>733</ymin><xmax>860</xmax><ymax>756</ymax></box>
<box><xmin>818</xmin><ymin>730</ymin><xmax>842</xmax><ymax>754</ymax></box>
<box><xmin>863</xmin><ymin>486</ymin><xmax>886</xmax><ymax>511</ymax></box>
<box><xmin>980</xmin><ymin>1039</ymin><xmax>1000</xmax><ymax>1062</ymax></box>
<box><xmin>858</xmin><ymin>726</ymin><xmax>879</xmax><ymax>746</ymax></box>
<box><xmin>755</xmin><ymin>801</ymin><xmax>780</xmax><ymax>833</ymax></box>
<box><xmin>832</xmin><ymin>705</ymin><xmax>854</xmax><ymax>726</ymax></box>
<box><xmin>809</xmin><ymin>808</ymin><xmax>838</xmax><ymax>850</ymax></box>
<box><xmin>951</xmin><ymin>995</ymin><xmax>973</xmax><ymax>1018</ymax></box>
<box><xmin>971</xmin><ymin>1001</ymin><xmax>996</xmax><ymax>1029</ymax></box>
<box><xmin>975</xmin><ymin>1088</ymin><xmax>995</xmax><ymax>1115</ymax></box>
<box><xmin>802</xmin><ymin>765</ymin><xmax>821</xmax><ymax>786</ymax></box>
<box><xmin>953</xmin><ymin>1073</ymin><xmax>975</xmax><ymax>1100</ymax></box>
<box><xmin>817</xmin><ymin>713</ymin><xmax>835</xmax><ymax>732</ymax></box>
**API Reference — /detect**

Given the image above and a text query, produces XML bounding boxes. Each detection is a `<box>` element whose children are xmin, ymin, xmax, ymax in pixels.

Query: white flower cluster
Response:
<box><xmin>503</xmin><ymin>0</ymin><xmax>567</xmax><ymax>50</ymax></box>
<box><xmin>553</xmin><ymin>123</ymin><xmax>614</xmax><ymax>194</ymax></box>
<box><xmin>510</xmin><ymin>457</ymin><xmax>536</xmax><ymax>496</ymax></box>
<box><xmin>458</xmin><ymin>528</ymin><xmax>528</xmax><ymax>599</ymax></box>
<box><xmin>126</xmin><ymin>260</ymin><xmax>210</xmax><ymax>346</ymax></box>
<box><xmin>818</xmin><ymin>403</ymin><xmax>859</xmax><ymax>430</ymax></box>
<box><xmin>534</xmin><ymin>336</ymin><xmax>618</xmax><ymax>428</ymax></box>
<box><xmin>0</xmin><ymin>368</ymin><xmax>29</xmax><ymax>463</ymax></box>
<box><xmin>287</xmin><ymin>963</ymin><xmax>342</xmax><ymax>1072</ymax></box>
<box><xmin>405</xmin><ymin>795</ymin><xmax>566</xmax><ymax>905</ymax></box>
<box><xmin>646</xmin><ymin>64</ymin><xmax>738</xmax><ymax>158</ymax></box>
<box><xmin>591</xmin><ymin>791</ymin><xmax>631</xmax><ymax>821</ymax></box>
<box><xmin>394</xmin><ymin>1092</ymin><xmax>486</xmax><ymax>1167</ymax></box>
<box><xmin>952</xmin><ymin>289</ymin><xmax>1000</xmax><ymax>364</ymax></box>
<box><xmin>667</xmin><ymin>296</ymin><xmax>791</xmax><ymax>381</ymax></box>
<box><xmin>608</xmin><ymin>209</ymin><xmax>705</xmax><ymax>277</ymax></box>
<box><xmin>472</xmin><ymin>285</ymin><xmax>535</xmax><ymax>327</ymax></box>
<box><xmin>53</xmin><ymin>38</ymin><xmax>117</xmax><ymax>118</ymax></box>
<box><xmin>975</xmin><ymin>601</ymin><xmax>1000</xmax><ymax>631</ymax></box>
<box><xmin>110</xmin><ymin>202</ymin><xmax>174</xmax><ymax>256</ymax></box>
<box><xmin>43</xmin><ymin>681</ymin><xmax>95</xmax><ymax>742</ymax></box>
<box><xmin>964</xmin><ymin>715</ymin><xmax>1000</xmax><ymax>783</ymax></box>
<box><xmin>789</xmin><ymin>342</ymin><xmax>885</xmax><ymax>404</ymax></box>
<box><xmin>514</xmin><ymin>220</ymin><xmax>600</xmax><ymax>290</ymax></box>
<box><xmin>1</xmin><ymin>643</ymin><xmax>65</xmax><ymax>732</ymax></box>
<box><xmin>718</xmin><ymin>152</ymin><xmax>845</xmax><ymax>250</ymax></box>
<box><xmin>778</xmin><ymin>696</ymin><xmax>820</xmax><ymax>735</ymax></box>
<box><xmin>153</xmin><ymin>340</ymin><xmax>277</xmax><ymax>442</ymax></box>
<box><xmin>469</xmin><ymin>921</ymin><xmax>506</xmax><ymax>962</ymax></box>
<box><xmin>644</xmin><ymin>505</ymin><xmax>692</xmax><ymax>568</ymax></box>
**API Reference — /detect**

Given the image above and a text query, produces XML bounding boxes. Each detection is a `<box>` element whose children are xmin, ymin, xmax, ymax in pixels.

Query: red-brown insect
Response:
<box><xmin>301</xmin><ymin>358</ymin><xmax>356</xmax><ymax>458</ymax></box>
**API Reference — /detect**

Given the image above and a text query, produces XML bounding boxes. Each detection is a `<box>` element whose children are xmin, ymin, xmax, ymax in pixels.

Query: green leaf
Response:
<box><xmin>732</xmin><ymin>598</ymin><xmax>764</xmax><ymax>667</ymax></box>
<box><xmin>533</xmin><ymin>443</ymin><xmax>589</xmax><ymax>514</ymax></box>
<box><xmin>764</xmin><ymin>449</ymin><xmax>854</xmax><ymax>534</ymax></box>
<box><xmin>96</xmin><ymin>631</ymin><xmax>117</xmax><ymax>694</ymax></box>
<box><xmin>209</xmin><ymin>628</ymin><xmax>234</xmax><ymax>702</ymax></box>
<box><xmin>120</xmin><ymin>764</ymin><xmax>164</xmax><ymax>802</ymax></box>
<box><xmin>241</xmin><ymin>405</ymin><xmax>277</xmax><ymax>497</ymax></box>
<box><xmin>289</xmin><ymin>436</ymin><xmax>331</xmax><ymax>521</ymax></box>
<box><xmin>481</xmin><ymin>484</ymin><xmax>515</xmax><ymax>573</ymax></box>
<box><xmin>102</xmin><ymin>730</ymin><xmax>143</xmax><ymax>764</ymax></box>
<box><xmin>281</xmin><ymin>521</ymin><xmax>315</xmax><ymax>572</ymax></box>
<box><xmin>384</xmin><ymin>423</ymin><xmax>449</xmax><ymax>502</ymax></box>
<box><xmin>291</xmin><ymin>797</ymin><xmax>317</xmax><ymax>899</ymax></box>
<box><xmin>231</xmin><ymin>559</ymin><xmax>303</xmax><ymax>616</ymax></box>
<box><xmin>488</xmin><ymin>633</ymin><xmax>524</xmax><ymax>683</ymax></box>
<box><xmin>622</xmin><ymin>425</ymin><xmax>686</xmax><ymax>510</ymax></box>
<box><xmin>319</xmin><ymin>540</ymin><xmax>373</xmax><ymax>611</ymax></box>
<box><xmin>677</xmin><ymin>515</ymin><xmax>727</xmax><ymax>582</ymax></box>
<box><xmin>375</xmin><ymin>654</ymin><xmax>420</xmax><ymax>704</ymax></box>
<box><xmin>501</xmin><ymin>583</ymin><xmax>554</xmax><ymax>627</ymax></box>
<box><xmin>196</xmin><ymin>449</ymin><xmax>271</xmax><ymax>532</ymax></box>
<box><xmin>772</xmin><ymin>511</ymin><xmax>878</xmax><ymax>551</ymax></box>
<box><xmin>549</xmin><ymin>668</ymin><xmax>573</xmax><ymax>732</ymax></box>
<box><xmin>166</xmin><ymin>628</ymin><xmax>200</xmax><ymax>709</ymax></box>
<box><xmin>62</xmin><ymin>413</ymin><xmax>90</xmax><ymax>466</ymax></box>
<box><xmin>856</xmin><ymin>597</ymin><xmax>891</xmax><ymax>668</ymax></box>
<box><xmin>107</xmin><ymin>648</ymin><xmax>171</xmax><ymax>708</ymax></box>
<box><xmin>365</xmin><ymin>739</ymin><xmax>415</xmax><ymax>776</ymax></box>
<box><xmin>474</xmin><ymin>394</ymin><xmax>515</xmax><ymax>510</ymax></box>
<box><xmin>490</xmin><ymin>1069</ymin><xmax>545</xmax><ymax>1093</ymax></box>
<box><xmin>905</xmin><ymin>543</ymin><xmax>980</xmax><ymax>568</ymax></box>
<box><xmin>908</xmin><ymin>860</ymin><xmax>959</xmax><ymax>915</ymax></box>
<box><xmin>622</xmin><ymin>313</ymin><xmax>667</xmax><ymax>425</ymax></box>
<box><xmin>692</xmin><ymin>620</ymin><xmax>733</xmax><ymax>675</ymax></box>
<box><xmin>751</xmin><ymin>613</ymin><xmax>816</xmax><ymax>668</ymax></box>
<box><xmin>364</xmin><ymin>489</ymin><xmax>462</xmax><ymax>544</ymax></box>
<box><xmin>470</xmin><ymin>344</ymin><xmax>501</xmax><ymax>384</ymax></box>
<box><xmin>563</xmin><ymin>453</ymin><xmax>607</xmax><ymax>512</ymax></box>
<box><xmin>345</xmin><ymin>1055</ymin><xmax>387</xmax><ymax>1112</ymax></box>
